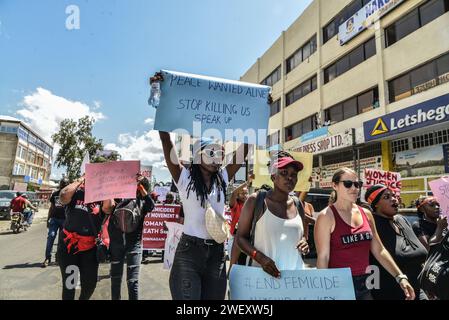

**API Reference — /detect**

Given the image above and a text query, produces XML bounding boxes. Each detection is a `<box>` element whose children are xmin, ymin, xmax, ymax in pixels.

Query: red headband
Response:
<box><xmin>367</xmin><ymin>186</ymin><xmax>388</xmax><ymax>205</ymax></box>
<box><xmin>417</xmin><ymin>197</ymin><xmax>437</xmax><ymax>209</ymax></box>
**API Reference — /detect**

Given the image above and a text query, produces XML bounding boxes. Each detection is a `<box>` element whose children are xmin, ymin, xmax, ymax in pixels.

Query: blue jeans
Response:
<box><xmin>45</xmin><ymin>218</ymin><xmax>65</xmax><ymax>260</ymax></box>
<box><xmin>169</xmin><ymin>234</ymin><xmax>227</xmax><ymax>300</ymax></box>
<box><xmin>23</xmin><ymin>210</ymin><xmax>34</xmax><ymax>225</ymax></box>
<box><xmin>109</xmin><ymin>232</ymin><xmax>142</xmax><ymax>300</ymax></box>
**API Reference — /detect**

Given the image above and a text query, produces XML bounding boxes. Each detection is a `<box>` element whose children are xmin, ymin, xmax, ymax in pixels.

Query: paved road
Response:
<box><xmin>0</xmin><ymin>212</ymin><xmax>171</xmax><ymax>300</ymax></box>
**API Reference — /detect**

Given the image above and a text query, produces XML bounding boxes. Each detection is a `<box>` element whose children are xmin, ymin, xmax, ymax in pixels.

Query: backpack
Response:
<box><xmin>418</xmin><ymin>231</ymin><xmax>449</xmax><ymax>300</ymax></box>
<box><xmin>240</xmin><ymin>190</ymin><xmax>308</xmax><ymax>266</ymax></box>
<box><xmin>112</xmin><ymin>199</ymin><xmax>143</xmax><ymax>233</ymax></box>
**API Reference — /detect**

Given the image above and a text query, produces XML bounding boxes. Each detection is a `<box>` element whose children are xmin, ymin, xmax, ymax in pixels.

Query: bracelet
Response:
<box><xmin>251</xmin><ymin>250</ymin><xmax>258</xmax><ymax>259</ymax></box>
<box><xmin>395</xmin><ymin>274</ymin><xmax>408</xmax><ymax>284</ymax></box>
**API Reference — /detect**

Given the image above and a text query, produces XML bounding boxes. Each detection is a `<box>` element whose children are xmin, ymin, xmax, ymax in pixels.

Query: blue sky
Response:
<box><xmin>0</xmin><ymin>0</ymin><xmax>312</xmax><ymax>182</ymax></box>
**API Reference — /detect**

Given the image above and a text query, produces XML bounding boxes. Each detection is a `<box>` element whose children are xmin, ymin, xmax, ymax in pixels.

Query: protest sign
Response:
<box><xmin>154</xmin><ymin>186</ymin><xmax>170</xmax><ymax>202</ymax></box>
<box><xmin>252</xmin><ymin>150</ymin><xmax>312</xmax><ymax>191</ymax></box>
<box><xmin>429</xmin><ymin>176</ymin><xmax>449</xmax><ymax>218</ymax></box>
<box><xmin>229</xmin><ymin>265</ymin><xmax>355</xmax><ymax>300</ymax></box>
<box><xmin>364</xmin><ymin>169</ymin><xmax>402</xmax><ymax>193</ymax></box>
<box><xmin>154</xmin><ymin>70</ymin><xmax>270</xmax><ymax>145</ymax></box>
<box><xmin>140</xmin><ymin>165</ymin><xmax>152</xmax><ymax>180</ymax></box>
<box><xmin>84</xmin><ymin>160</ymin><xmax>140</xmax><ymax>203</ymax></box>
<box><xmin>143</xmin><ymin>204</ymin><xmax>181</xmax><ymax>250</ymax></box>
<box><xmin>163</xmin><ymin>222</ymin><xmax>184</xmax><ymax>270</ymax></box>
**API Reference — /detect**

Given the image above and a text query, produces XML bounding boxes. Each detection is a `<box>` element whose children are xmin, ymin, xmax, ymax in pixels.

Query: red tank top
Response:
<box><xmin>328</xmin><ymin>205</ymin><xmax>373</xmax><ymax>276</ymax></box>
<box><xmin>11</xmin><ymin>196</ymin><xmax>26</xmax><ymax>213</ymax></box>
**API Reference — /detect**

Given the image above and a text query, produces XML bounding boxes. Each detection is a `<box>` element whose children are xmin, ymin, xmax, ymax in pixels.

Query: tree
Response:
<box><xmin>52</xmin><ymin>116</ymin><xmax>104</xmax><ymax>181</ymax></box>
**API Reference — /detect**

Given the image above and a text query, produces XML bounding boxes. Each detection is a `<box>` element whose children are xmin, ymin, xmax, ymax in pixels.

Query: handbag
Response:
<box><xmin>418</xmin><ymin>231</ymin><xmax>449</xmax><ymax>299</ymax></box>
<box><xmin>205</xmin><ymin>201</ymin><xmax>230</xmax><ymax>244</ymax></box>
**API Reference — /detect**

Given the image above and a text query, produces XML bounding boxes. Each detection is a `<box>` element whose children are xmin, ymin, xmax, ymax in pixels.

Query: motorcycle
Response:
<box><xmin>10</xmin><ymin>211</ymin><xmax>28</xmax><ymax>233</ymax></box>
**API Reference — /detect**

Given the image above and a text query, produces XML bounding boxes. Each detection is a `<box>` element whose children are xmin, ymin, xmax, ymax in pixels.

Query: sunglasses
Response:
<box><xmin>339</xmin><ymin>180</ymin><xmax>363</xmax><ymax>189</ymax></box>
<box><xmin>202</xmin><ymin>148</ymin><xmax>224</xmax><ymax>158</ymax></box>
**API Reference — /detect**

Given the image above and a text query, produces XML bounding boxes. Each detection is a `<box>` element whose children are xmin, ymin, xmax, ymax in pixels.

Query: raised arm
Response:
<box><xmin>226</xmin><ymin>143</ymin><xmax>249</xmax><ymax>181</ymax></box>
<box><xmin>229</xmin><ymin>174</ymin><xmax>253</xmax><ymax>208</ymax></box>
<box><xmin>159</xmin><ymin>131</ymin><xmax>183</xmax><ymax>184</ymax></box>
<box><xmin>60</xmin><ymin>177</ymin><xmax>84</xmax><ymax>205</ymax></box>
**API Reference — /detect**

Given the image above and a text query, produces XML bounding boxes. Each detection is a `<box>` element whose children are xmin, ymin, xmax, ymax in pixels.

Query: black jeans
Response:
<box><xmin>57</xmin><ymin>234</ymin><xmax>99</xmax><ymax>300</ymax></box>
<box><xmin>352</xmin><ymin>274</ymin><xmax>373</xmax><ymax>300</ymax></box>
<box><xmin>169</xmin><ymin>233</ymin><xmax>227</xmax><ymax>300</ymax></box>
<box><xmin>109</xmin><ymin>231</ymin><xmax>142</xmax><ymax>300</ymax></box>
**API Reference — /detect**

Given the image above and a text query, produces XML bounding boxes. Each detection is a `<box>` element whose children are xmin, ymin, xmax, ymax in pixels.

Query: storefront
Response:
<box><xmin>363</xmin><ymin>93</ymin><xmax>449</xmax><ymax>205</ymax></box>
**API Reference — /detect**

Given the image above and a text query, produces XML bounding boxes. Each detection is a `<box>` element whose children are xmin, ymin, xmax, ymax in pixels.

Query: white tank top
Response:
<box><xmin>253</xmin><ymin>202</ymin><xmax>304</xmax><ymax>270</ymax></box>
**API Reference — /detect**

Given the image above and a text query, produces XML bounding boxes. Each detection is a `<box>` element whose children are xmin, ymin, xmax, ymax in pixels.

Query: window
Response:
<box><xmin>324</xmin><ymin>37</ymin><xmax>375</xmax><ymax>83</ymax></box>
<box><xmin>343</xmin><ymin>97</ymin><xmax>358</xmax><ymax>119</ymax></box>
<box><xmin>285</xmin><ymin>75</ymin><xmax>317</xmax><ymax>107</ymax></box>
<box><xmin>420</xmin><ymin>0</ymin><xmax>446</xmax><ymax>26</ymax></box>
<box><xmin>284</xmin><ymin>114</ymin><xmax>317</xmax><ymax>142</ymax></box>
<box><xmin>336</xmin><ymin>56</ymin><xmax>350</xmax><ymax>76</ymax></box>
<box><xmin>267</xmin><ymin>131</ymin><xmax>280</xmax><ymax>147</ymax></box>
<box><xmin>325</xmin><ymin>87</ymin><xmax>378</xmax><ymax>124</ymax></box>
<box><xmin>261</xmin><ymin>66</ymin><xmax>281</xmax><ymax>87</ymax></box>
<box><xmin>437</xmin><ymin>53</ymin><xmax>449</xmax><ymax>76</ymax></box>
<box><xmin>286</xmin><ymin>35</ymin><xmax>317</xmax><ymax>73</ymax></box>
<box><xmin>324</xmin><ymin>64</ymin><xmax>337</xmax><ymax>83</ymax></box>
<box><xmin>389</xmin><ymin>73</ymin><xmax>412</xmax><ymax>102</ymax></box>
<box><xmin>392</xmin><ymin>139</ymin><xmax>410</xmax><ymax>153</ymax></box>
<box><xmin>349</xmin><ymin>45</ymin><xmax>364</xmax><ymax>68</ymax></box>
<box><xmin>386</xmin><ymin>0</ymin><xmax>449</xmax><ymax>47</ymax></box>
<box><xmin>270</xmin><ymin>99</ymin><xmax>281</xmax><ymax>116</ymax></box>
<box><xmin>364</xmin><ymin>37</ymin><xmax>376</xmax><ymax>59</ymax></box>
<box><xmin>410</xmin><ymin>62</ymin><xmax>437</xmax><ymax>89</ymax></box>
<box><xmin>389</xmin><ymin>51</ymin><xmax>449</xmax><ymax>102</ymax></box>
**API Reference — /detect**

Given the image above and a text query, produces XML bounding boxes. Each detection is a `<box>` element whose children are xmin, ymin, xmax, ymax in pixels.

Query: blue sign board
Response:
<box><xmin>444</xmin><ymin>144</ymin><xmax>449</xmax><ymax>174</ymax></box>
<box><xmin>300</xmin><ymin>127</ymin><xmax>328</xmax><ymax>143</ymax></box>
<box><xmin>364</xmin><ymin>93</ymin><xmax>449</xmax><ymax>141</ymax></box>
<box><xmin>154</xmin><ymin>70</ymin><xmax>271</xmax><ymax>145</ymax></box>
<box><xmin>339</xmin><ymin>0</ymin><xmax>404</xmax><ymax>45</ymax></box>
<box><xmin>24</xmin><ymin>176</ymin><xmax>30</xmax><ymax>183</ymax></box>
<box><xmin>229</xmin><ymin>265</ymin><xmax>355</xmax><ymax>300</ymax></box>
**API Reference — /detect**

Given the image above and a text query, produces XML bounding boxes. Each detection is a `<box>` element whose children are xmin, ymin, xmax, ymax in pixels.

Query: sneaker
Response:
<box><xmin>41</xmin><ymin>258</ymin><xmax>50</xmax><ymax>268</ymax></box>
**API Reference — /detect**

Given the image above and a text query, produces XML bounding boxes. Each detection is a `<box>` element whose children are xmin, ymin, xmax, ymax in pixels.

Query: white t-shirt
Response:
<box><xmin>174</xmin><ymin>166</ymin><xmax>229</xmax><ymax>240</ymax></box>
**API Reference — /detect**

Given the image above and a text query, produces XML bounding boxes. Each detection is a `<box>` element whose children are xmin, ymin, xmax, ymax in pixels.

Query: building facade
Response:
<box><xmin>240</xmin><ymin>0</ymin><xmax>449</xmax><ymax>205</ymax></box>
<box><xmin>0</xmin><ymin>116</ymin><xmax>54</xmax><ymax>191</ymax></box>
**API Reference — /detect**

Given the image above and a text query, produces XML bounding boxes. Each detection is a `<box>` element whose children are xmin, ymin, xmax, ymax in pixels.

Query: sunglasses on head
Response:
<box><xmin>339</xmin><ymin>180</ymin><xmax>363</xmax><ymax>189</ymax></box>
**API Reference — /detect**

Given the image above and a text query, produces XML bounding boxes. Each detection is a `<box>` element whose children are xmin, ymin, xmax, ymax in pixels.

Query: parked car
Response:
<box><xmin>0</xmin><ymin>190</ymin><xmax>17</xmax><ymax>219</ymax></box>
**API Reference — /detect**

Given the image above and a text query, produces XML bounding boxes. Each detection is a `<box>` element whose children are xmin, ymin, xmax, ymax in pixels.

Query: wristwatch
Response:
<box><xmin>395</xmin><ymin>274</ymin><xmax>408</xmax><ymax>284</ymax></box>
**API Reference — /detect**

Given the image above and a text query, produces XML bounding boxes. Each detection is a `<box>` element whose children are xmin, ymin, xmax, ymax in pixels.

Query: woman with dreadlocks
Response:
<box><xmin>365</xmin><ymin>184</ymin><xmax>428</xmax><ymax>300</ymax></box>
<box><xmin>158</xmin><ymin>130</ymin><xmax>248</xmax><ymax>300</ymax></box>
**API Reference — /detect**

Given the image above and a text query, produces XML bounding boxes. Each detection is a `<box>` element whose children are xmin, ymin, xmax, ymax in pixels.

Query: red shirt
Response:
<box><xmin>230</xmin><ymin>200</ymin><xmax>244</xmax><ymax>235</ymax></box>
<box><xmin>10</xmin><ymin>196</ymin><xmax>26</xmax><ymax>213</ymax></box>
<box><xmin>328</xmin><ymin>205</ymin><xmax>373</xmax><ymax>276</ymax></box>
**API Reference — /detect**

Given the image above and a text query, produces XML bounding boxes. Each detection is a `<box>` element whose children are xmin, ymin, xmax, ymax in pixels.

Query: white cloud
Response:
<box><xmin>105</xmin><ymin>130</ymin><xmax>169</xmax><ymax>168</ymax></box>
<box><xmin>16</xmin><ymin>87</ymin><xmax>105</xmax><ymax>142</ymax></box>
<box><xmin>144</xmin><ymin>118</ymin><xmax>154</xmax><ymax>125</ymax></box>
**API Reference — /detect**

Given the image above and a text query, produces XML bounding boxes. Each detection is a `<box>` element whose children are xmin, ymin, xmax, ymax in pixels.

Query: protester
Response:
<box><xmin>159</xmin><ymin>130</ymin><xmax>247</xmax><ymax>300</ymax></box>
<box><xmin>109</xmin><ymin>174</ymin><xmax>155</xmax><ymax>300</ymax></box>
<box><xmin>228</xmin><ymin>175</ymin><xmax>252</xmax><ymax>268</ymax></box>
<box><xmin>20</xmin><ymin>194</ymin><xmax>35</xmax><ymax>226</ymax></box>
<box><xmin>164</xmin><ymin>192</ymin><xmax>175</xmax><ymax>204</ymax></box>
<box><xmin>236</xmin><ymin>151</ymin><xmax>309</xmax><ymax>277</ymax></box>
<box><xmin>42</xmin><ymin>178</ymin><xmax>70</xmax><ymax>268</ymax></box>
<box><xmin>365</xmin><ymin>184</ymin><xmax>428</xmax><ymax>300</ymax></box>
<box><xmin>412</xmin><ymin>196</ymin><xmax>448</xmax><ymax>251</ymax></box>
<box><xmin>58</xmin><ymin>176</ymin><xmax>113</xmax><ymax>300</ymax></box>
<box><xmin>314</xmin><ymin>167</ymin><xmax>415</xmax><ymax>300</ymax></box>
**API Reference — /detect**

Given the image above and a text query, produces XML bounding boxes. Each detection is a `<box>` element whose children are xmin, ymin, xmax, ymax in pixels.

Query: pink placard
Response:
<box><xmin>429</xmin><ymin>176</ymin><xmax>449</xmax><ymax>218</ymax></box>
<box><xmin>85</xmin><ymin>160</ymin><xmax>140</xmax><ymax>203</ymax></box>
